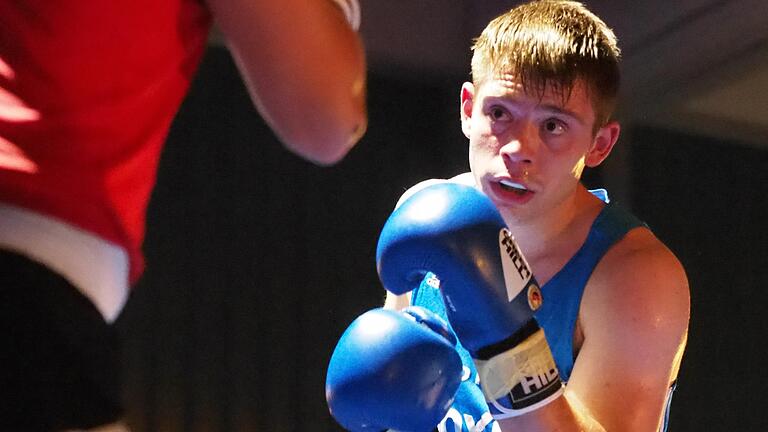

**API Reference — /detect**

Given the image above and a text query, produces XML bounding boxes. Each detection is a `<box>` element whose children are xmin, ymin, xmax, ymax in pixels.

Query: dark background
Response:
<box><xmin>117</xmin><ymin>36</ymin><xmax>768</xmax><ymax>432</ymax></box>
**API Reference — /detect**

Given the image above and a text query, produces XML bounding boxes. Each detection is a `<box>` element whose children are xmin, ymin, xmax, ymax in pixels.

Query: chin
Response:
<box><xmin>495</xmin><ymin>203</ymin><xmax>530</xmax><ymax>226</ymax></box>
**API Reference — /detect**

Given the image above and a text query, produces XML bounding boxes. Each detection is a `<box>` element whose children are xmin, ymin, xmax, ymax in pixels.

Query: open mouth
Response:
<box><xmin>498</xmin><ymin>179</ymin><xmax>529</xmax><ymax>195</ymax></box>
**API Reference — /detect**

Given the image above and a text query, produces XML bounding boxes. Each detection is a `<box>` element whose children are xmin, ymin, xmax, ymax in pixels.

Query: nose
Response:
<box><xmin>499</xmin><ymin>122</ymin><xmax>537</xmax><ymax>166</ymax></box>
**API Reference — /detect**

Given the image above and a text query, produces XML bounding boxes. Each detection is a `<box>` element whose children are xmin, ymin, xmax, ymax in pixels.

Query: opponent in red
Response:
<box><xmin>0</xmin><ymin>1</ymin><xmax>366</xmax><ymax>429</ymax></box>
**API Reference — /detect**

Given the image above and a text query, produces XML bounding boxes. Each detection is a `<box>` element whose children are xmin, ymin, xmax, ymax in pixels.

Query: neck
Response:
<box><xmin>502</xmin><ymin>185</ymin><xmax>601</xmax><ymax>261</ymax></box>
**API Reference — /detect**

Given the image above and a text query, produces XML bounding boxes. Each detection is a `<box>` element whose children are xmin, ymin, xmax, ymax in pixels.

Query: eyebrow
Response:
<box><xmin>537</xmin><ymin>103</ymin><xmax>587</xmax><ymax>126</ymax></box>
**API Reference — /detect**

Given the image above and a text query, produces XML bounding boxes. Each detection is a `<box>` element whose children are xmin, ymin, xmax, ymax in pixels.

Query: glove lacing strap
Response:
<box><xmin>474</xmin><ymin>328</ymin><xmax>564</xmax><ymax>418</ymax></box>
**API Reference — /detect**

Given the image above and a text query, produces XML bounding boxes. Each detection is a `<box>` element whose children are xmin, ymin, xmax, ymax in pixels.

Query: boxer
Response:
<box><xmin>327</xmin><ymin>2</ymin><xmax>689</xmax><ymax>431</ymax></box>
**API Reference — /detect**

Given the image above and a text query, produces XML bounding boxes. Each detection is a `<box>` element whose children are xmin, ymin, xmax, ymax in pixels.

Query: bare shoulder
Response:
<box><xmin>579</xmin><ymin>226</ymin><xmax>690</xmax><ymax>380</ymax></box>
<box><xmin>568</xmin><ymin>227</ymin><xmax>690</xmax><ymax>429</ymax></box>
<box><xmin>584</xmin><ymin>227</ymin><xmax>690</xmax><ymax>330</ymax></box>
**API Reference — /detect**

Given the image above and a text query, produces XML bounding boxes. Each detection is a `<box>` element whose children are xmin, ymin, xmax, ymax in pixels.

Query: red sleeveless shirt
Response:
<box><xmin>0</xmin><ymin>0</ymin><xmax>212</xmax><ymax>283</ymax></box>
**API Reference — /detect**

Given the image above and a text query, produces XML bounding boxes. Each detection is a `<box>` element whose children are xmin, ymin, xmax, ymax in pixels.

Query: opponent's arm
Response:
<box><xmin>205</xmin><ymin>0</ymin><xmax>367</xmax><ymax>165</ymax></box>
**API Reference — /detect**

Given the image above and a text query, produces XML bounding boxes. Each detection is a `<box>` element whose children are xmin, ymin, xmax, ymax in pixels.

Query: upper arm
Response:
<box><xmin>567</xmin><ymin>229</ymin><xmax>690</xmax><ymax>431</ymax></box>
<box><xmin>204</xmin><ymin>0</ymin><xmax>367</xmax><ymax>165</ymax></box>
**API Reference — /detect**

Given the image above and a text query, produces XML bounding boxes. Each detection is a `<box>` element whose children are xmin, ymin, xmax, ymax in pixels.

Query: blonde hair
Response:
<box><xmin>471</xmin><ymin>0</ymin><xmax>621</xmax><ymax>130</ymax></box>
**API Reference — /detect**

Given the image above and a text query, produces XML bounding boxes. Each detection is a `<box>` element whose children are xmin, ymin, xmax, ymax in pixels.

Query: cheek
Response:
<box><xmin>547</xmin><ymin>139</ymin><xmax>590</xmax><ymax>179</ymax></box>
<box><xmin>468</xmin><ymin>137</ymin><xmax>498</xmax><ymax>168</ymax></box>
<box><xmin>467</xmin><ymin>143</ymin><xmax>482</xmax><ymax>172</ymax></box>
<box><xmin>469</xmin><ymin>127</ymin><xmax>501</xmax><ymax>154</ymax></box>
<box><xmin>539</xmin><ymin>154</ymin><xmax>584</xmax><ymax>194</ymax></box>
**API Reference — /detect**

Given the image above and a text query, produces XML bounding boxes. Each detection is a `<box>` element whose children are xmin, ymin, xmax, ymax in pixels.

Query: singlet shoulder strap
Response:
<box><xmin>535</xmin><ymin>201</ymin><xmax>645</xmax><ymax>381</ymax></box>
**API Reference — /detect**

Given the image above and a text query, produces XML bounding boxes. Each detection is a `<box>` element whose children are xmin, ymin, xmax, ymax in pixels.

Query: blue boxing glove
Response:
<box><xmin>376</xmin><ymin>183</ymin><xmax>563</xmax><ymax>419</ymax></box>
<box><xmin>326</xmin><ymin>307</ymin><xmax>463</xmax><ymax>432</ymax></box>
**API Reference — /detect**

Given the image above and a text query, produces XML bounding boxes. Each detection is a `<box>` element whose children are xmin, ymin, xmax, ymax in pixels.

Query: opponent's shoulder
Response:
<box><xmin>583</xmin><ymin>227</ymin><xmax>690</xmax><ymax>340</ymax></box>
<box><xmin>395</xmin><ymin>173</ymin><xmax>475</xmax><ymax>209</ymax></box>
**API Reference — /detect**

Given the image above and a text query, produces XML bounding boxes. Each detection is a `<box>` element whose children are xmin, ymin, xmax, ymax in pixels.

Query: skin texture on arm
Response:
<box><xmin>205</xmin><ymin>0</ymin><xmax>367</xmax><ymax>165</ymax></box>
<box><xmin>498</xmin><ymin>228</ymin><xmax>690</xmax><ymax>431</ymax></box>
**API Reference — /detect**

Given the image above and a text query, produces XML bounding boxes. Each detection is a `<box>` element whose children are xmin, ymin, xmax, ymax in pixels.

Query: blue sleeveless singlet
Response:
<box><xmin>410</xmin><ymin>190</ymin><xmax>674</xmax><ymax>431</ymax></box>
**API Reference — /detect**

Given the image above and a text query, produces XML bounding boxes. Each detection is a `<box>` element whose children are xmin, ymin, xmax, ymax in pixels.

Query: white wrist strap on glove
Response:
<box><xmin>474</xmin><ymin>329</ymin><xmax>564</xmax><ymax>418</ymax></box>
<box><xmin>330</xmin><ymin>0</ymin><xmax>361</xmax><ymax>30</ymax></box>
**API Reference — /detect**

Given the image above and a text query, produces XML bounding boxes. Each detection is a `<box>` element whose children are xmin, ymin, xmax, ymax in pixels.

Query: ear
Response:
<box><xmin>460</xmin><ymin>82</ymin><xmax>475</xmax><ymax>139</ymax></box>
<box><xmin>586</xmin><ymin>121</ymin><xmax>621</xmax><ymax>167</ymax></box>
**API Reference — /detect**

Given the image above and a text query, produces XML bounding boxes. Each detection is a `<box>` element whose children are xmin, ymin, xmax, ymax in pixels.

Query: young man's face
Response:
<box><xmin>460</xmin><ymin>73</ymin><xmax>619</xmax><ymax>224</ymax></box>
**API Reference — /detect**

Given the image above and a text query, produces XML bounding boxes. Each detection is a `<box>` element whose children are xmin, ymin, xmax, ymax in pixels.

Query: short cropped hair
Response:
<box><xmin>471</xmin><ymin>0</ymin><xmax>621</xmax><ymax>130</ymax></box>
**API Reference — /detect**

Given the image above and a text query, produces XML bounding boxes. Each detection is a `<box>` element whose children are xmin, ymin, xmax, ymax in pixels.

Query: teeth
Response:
<box><xmin>499</xmin><ymin>179</ymin><xmax>527</xmax><ymax>190</ymax></box>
